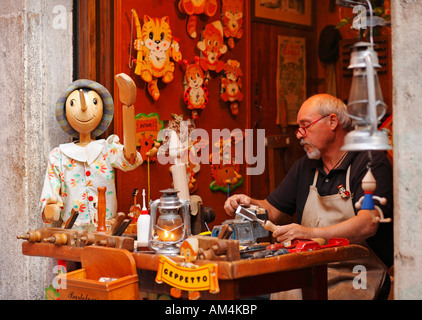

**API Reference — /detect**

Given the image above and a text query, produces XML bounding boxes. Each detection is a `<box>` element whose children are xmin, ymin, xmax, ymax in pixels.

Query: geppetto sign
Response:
<box><xmin>155</xmin><ymin>255</ymin><xmax>219</xmax><ymax>295</ymax></box>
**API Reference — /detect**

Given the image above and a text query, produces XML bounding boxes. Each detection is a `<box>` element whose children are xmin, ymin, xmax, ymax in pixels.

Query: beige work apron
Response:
<box><xmin>272</xmin><ymin>166</ymin><xmax>387</xmax><ymax>300</ymax></box>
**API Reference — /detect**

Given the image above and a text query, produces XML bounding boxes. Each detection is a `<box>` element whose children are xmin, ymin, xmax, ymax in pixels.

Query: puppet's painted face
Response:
<box><xmin>66</xmin><ymin>89</ymin><xmax>103</xmax><ymax>135</ymax></box>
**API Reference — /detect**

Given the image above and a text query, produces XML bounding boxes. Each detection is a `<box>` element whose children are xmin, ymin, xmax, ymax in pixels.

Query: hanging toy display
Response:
<box><xmin>132</xmin><ymin>10</ymin><xmax>182</xmax><ymax>101</ymax></box>
<box><xmin>182</xmin><ymin>57</ymin><xmax>209</xmax><ymax>119</ymax></box>
<box><xmin>209</xmin><ymin>135</ymin><xmax>243</xmax><ymax>194</ymax></box>
<box><xmin>135</xmin><ymin>112</ymin><xmax>164</xmax><ymax>162</ymax></box>
<box><xmin>177</xmin><ymin>0</ymin><xmax>218</xmax><ymax>39</ymax></box>
<box><xmin>220</xmin><ymin>59</ymin><xmax>243</xmax><ymax>115</ymax></box>
<box><xmin>222</xmin><ymin>0</ymin><xmax>244</xmax><ymax>49</ymax></box>
<box><xmin>197</xmin><ymin>21</ymin><xmax>228</xmax><ymax>74</ymax></box>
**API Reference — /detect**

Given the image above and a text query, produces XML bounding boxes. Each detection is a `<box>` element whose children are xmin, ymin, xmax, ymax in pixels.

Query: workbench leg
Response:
<box><xmin>302</xmin><ymin>265</ymin><xmax>328</xmax><ymax>300</ymax></box>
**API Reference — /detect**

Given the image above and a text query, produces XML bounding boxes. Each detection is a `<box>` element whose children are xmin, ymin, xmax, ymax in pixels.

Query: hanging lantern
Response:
<box><xmin>342</xmin><ymin>41</ymin><xmax>391</xmax><ymax>151</ymax></box>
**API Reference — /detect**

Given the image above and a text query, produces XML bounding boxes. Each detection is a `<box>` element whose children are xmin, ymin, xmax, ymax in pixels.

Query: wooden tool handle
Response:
<box><xmin>263</xmin><ymin>220</ymin><xmax>278</xmax><ymax>232</ymax></box>
<box><xmin>97</xmin><ymin>186</ymin><xmax>107</xmax><ymax>232</ymax></box>
<box><xmin>111</xmin><ymin>212</ymin><xmax>126</xmax><ymax>236</ymax></box>
<box><xmin>64</xmin><ymin>209</ymin><xmax>79</xmax><ymax>229</ymax></box>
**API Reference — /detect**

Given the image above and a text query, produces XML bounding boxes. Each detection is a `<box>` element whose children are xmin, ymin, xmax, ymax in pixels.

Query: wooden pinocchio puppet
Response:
<box><xmin>40</xmin><ymin>75</ymin><xmax>142</xmax><ymax>229</ymax></box>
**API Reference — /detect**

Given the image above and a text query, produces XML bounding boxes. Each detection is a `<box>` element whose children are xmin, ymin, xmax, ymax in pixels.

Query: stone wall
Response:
<box><xmin>0</xmin><ymin>1</ymin><xmax>73</xmax><ymax>300</ymax></box>
<box><xmin>391</xmin><ymin>0</ymin><xmax>422</xmax><ymax>300</ymax></box>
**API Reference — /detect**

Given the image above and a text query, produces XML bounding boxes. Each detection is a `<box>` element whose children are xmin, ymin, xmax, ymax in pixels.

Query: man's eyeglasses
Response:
<box><xmin>295</xmin><ymin>114</ymin><xmax>329</xmax><ymax>136</ymax></box>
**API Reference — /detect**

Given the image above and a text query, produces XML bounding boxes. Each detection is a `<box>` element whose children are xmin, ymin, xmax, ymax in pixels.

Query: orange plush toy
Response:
<box><xmin>197</xmin><ymin>21</ymin><xmax>228</xmax><ymax>74</ymax></box>
<box><xmin>182</xmin><ymin>57</ymin><xmax>209</xmax><ymax>119</ymax></box>
<box><xmin>222</xmin><ymin>0</ymin><xmax>244</xmax><ymax>49</ymax></box>
<box><xmin>220</xmin><ymin>60</ymin><xmax>243</xmax><ymax>115</ymax></box>
<box><xmin>132</xmin><ymin>10</ymin><xmax>182</xmax><ymax>101</ymax></box>
<box><xmin>178</xmin><ymin>0</ymin><xmax>218</xmax><ymax>39</ymax></box>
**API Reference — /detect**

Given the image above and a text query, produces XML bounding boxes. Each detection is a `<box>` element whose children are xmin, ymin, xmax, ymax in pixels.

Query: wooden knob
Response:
<box><xmin>44</xmin><ymin>233</ymin><xmax>68</xmax><ymax>245</ymax></box>
<box><xmin>17</xmin><ymin>230</ymin><xmax>42</xmax><ymax>242</ymax></box>
<box><xmin>80</xmin><ymin>233</ymin><xmax>95</xmax><ymax>246</ymax></box>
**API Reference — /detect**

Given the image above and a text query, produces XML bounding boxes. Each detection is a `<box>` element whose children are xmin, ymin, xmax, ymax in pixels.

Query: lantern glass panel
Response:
<box><xmin>348</xmin><ymin>68</ymin><xmax>386</xmax><ymax>125</ymax></box>
<box><xmin>156</xmin><ymin>214</ymin><xmax>184</xmax><ymax>242</ymax></box>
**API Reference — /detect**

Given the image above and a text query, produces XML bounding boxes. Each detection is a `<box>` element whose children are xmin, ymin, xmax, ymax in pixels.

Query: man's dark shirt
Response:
<box><xmin>266</xmin><ymin>151</ymin><xmax>393</xmax><ymax>267</ymax></box>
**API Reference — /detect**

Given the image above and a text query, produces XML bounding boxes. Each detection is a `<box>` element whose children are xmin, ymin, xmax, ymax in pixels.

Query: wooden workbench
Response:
<box><xmin>22</xmin><ymin>241</ymin><xmax>368</xmax><ymax>300</ymax></box>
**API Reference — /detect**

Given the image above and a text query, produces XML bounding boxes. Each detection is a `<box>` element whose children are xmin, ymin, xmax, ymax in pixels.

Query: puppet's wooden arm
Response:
<box><xmin>115</xmin><ymin>73</ymin><xmax>137</xmax><ymax>164</ymax></box>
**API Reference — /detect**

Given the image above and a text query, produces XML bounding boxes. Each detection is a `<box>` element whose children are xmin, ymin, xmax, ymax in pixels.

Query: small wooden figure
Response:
<box><xmin>197</xmin><ymin>21</ymin><xmax>227</xmax><ymax>73</ymax></box>
<box><xmin>182</xmin><ymin>57</ymin><xmax>209</xmax><ymax>119</ymax></box>
<box><xmin>355</xmin><ymin>168</ymin><xmax>392</xmax><ymax>223</ymax></box>
<box><xmin>220</xmin><ymin>59</ymin><xmax>243</xmax><ymax>115</ymax></box>
<box><xmin>178</xmin><ymin>0</ymin><xmax>218</xmax><ymax>39</ymax></box>
<box><xmin>41</xmin><ymin>76</ymin><xmax>142</xmax><ymax>228</ymax></box>
<box><xmin>222</xmin><ymin>0</ymin><xmax>244</xmax><ymax>49</ymax></box>
<box><xmin>132</xmin><ymin>10</ymin><xmax>182</xmax><ymax>101</ymax></box>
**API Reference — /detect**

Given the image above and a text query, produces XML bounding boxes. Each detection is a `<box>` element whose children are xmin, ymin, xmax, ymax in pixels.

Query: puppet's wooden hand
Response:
<box><xmin>115</xmin><ymin>73</ymin><xmax>137</xmax><ymax>106</ymax></box>
<box><xmin>43</xmin><ymin>197</ymin><xmax>61</xmax><ymax>223</ymax></box>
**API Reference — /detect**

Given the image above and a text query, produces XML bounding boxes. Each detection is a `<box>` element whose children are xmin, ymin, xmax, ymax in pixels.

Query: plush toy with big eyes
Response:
<box><xmin>197</xmin><ymin>21</ymin><xmax>227</xmax><ymax>73</ymax></box>
<box><xmin>178</xmin><ymin>0</ymin><xmax>218</xmax><ymax>39</ymax></box>
<box><xmin>222</xmin><ymin>0</ymin><xmax>244</xmax><ymax>49</ymax></box>
<box><xmin>220</xmin><ymin>59</ymin><xmax>243</xmax><ymax>115</ymax></box>
<box><xmin>182</xmin><ymin>57</ymin><xmax>209</xmax><ymax>119</ymax></box>
<box><xmin>132</xmin><ymin>10</ymin><xmax>182</xmax><ymax>101</ymax></box>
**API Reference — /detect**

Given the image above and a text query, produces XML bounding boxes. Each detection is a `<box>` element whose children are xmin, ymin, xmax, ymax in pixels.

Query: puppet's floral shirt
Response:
<box><xmin>40</xmin><ymin>135</ymin><xmax>142</xmax><ymax>225</ymax></box>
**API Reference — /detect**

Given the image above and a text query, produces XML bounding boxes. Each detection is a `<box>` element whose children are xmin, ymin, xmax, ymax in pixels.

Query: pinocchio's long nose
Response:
<box><xmin>79</xmin><ymin>89</ymin><xmax>87</xmax><ymax>111</ymax></box>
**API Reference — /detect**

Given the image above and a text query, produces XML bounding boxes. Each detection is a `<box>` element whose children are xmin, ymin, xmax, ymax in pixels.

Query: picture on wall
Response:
<box><xmin>253</xmin><ymin>0</ymin><xmax>312</xmax><ymax>26</ymax></box>
<box><xmin>276</xmin><ymin>35</ymin><xmax>306</xmax><ymax>125</ymax></box>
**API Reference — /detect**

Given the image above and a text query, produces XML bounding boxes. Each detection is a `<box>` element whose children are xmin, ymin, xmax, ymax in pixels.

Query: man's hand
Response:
<box><xmin>271</xmin><ymin>223</ymin><xmax>314</xmax><ymax>244</ymax></box>
<box><xmin>43</xmin><ymin>197</ymin><xmax>61</xmax><ymax>223</ymax></box>
<box><xmin>223</xmin><ymin>194</ymin><xmax>252</xmax><ymax>216</ymax></box>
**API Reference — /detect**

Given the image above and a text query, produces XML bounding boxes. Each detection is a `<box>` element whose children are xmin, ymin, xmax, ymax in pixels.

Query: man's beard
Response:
<box><xmin>300</xmin><ymin>140</ymin><xmax>321</xmax><ymax>160</ymax></box>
